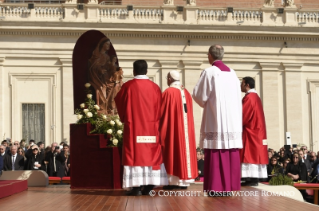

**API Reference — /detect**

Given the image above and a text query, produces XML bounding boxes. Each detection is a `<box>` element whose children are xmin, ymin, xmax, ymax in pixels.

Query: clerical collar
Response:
<box><xmin>134</xmin><ymin>75</ymin><xmax>149</xmax><ymax>80</ymax></box>
<box><xmin>1</xmin><ymin>152</ymin><xmax>4</xmax><ymax>156</ymax></box>
<box><xmin>246</xmin><ymin>89</ymin><xmax>257</xmax><ymax>95</ymax></box>
<box><xmin>170</xmin><ymin>81</ymin><xmax>182</xmax><ymax>90</ymax></box>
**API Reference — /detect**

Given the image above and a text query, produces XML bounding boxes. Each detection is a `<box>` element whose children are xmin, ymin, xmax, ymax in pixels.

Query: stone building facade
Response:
<box><xmin>0</xmin><ymin>0</ymin><xmax>319</xmax><ymax>151</ymax></box>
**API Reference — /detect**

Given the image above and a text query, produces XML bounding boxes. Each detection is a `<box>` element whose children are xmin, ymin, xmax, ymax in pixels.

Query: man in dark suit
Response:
<box><xmin>45</xmin><ymin>145</ymin><xmax>66</xmax><ymax>177</ymax></box>
<box><xmin>299</xmin><ymin>150</ymin><xmax>311</xmax><ymax>175</ymax></box>
<box><xmin>0</xmin><ymin>155</ymin><xmax>3</xmax><ymax>173</ymax></box>
<box><xmin>3</xmin><ymin>146</ymin><xmax>24</xmax><ymax>170</ymax></box>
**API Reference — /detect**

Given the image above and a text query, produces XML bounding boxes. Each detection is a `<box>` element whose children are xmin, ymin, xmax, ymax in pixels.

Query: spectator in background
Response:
<box><xmin>1</xmin><ymin>140</ymin><xmax>10</xmax><ymax>153</ymax></box>
<box><xmin>20</xmin><ymin>139</ymin><xmax>27</xmax><ymax>151</ymax></box>
<box><xmin>62</xmin><ymin>144</ymin><xmax>70</xmax><ymax>176</ymax></box>
<box><xmin>286</xmin><ymin>153</ymin><xmax>308</xmax><ymax>182</ymax></box>
<box><xmin>25</xmin><ymin>145</ymin><xmax>43</xmax><ymax>170</ymax></box>
<box><xmin>17</xmin><ymin>147</ymin><xmax>25</xmax><ymax>158</ymax></box>
<box><xmin>13</xmin><ymin>141</ymin><xmax>20</xmax><ymax>148</ymax></box>
<box><xmin>299</xmin><ymin>150</ymin><xmax>311</xmax><ymax>175</ymax></box>
<box><xmin>29</xmin><ymin>140</ymin><xmax>35</xmax><ymax>146</ymax></box>
<box><xmin>43</xmin><ymin>146</ymin><xmax>51</xmax><ymax>173</ymax></box>
<box><xmin>3</xmin><ymin>145</ymin><xmax>24</xmax><ymax>171</ymax></box>
<box><xmin>0</xmin><ymin>153</ymin><xmax>3</xmax><ymax>173</ymax></box>
<box><xmin>0</xmin><ymin>145</ymin><xmax>6</xmax><ymax>157</ymax></box>
<box><xmin>268</xmin><ymin>150</ymin><xmax>273</xmax><ymax>164</ymax></box>
<box><xmin>309</xmin><ymin>152</ymin><xmax>317</xmax><ymax>170</ymax></box>
<box><xmin>278</xmin><ymin>150</ymin><xmax>287</xmax><ymax>166</ymax></box>
<box><xmin>197</xmin><ymin>149</ymin><xmax>204</xmax><ymax>178</ymax></box>
<box><xmin>45</xmin><ymin>145</ymin><xmax>66</xmax><ymax>177</ymax></box>
<box><xmin>282</xmin><ymin>158</ymin><xmax>291</xmax><ymax>174</ymax></box>
<box><xmin>267</xmin><ymin>156</ymin><xmax>283</xmax><ymax>182</ymax></box>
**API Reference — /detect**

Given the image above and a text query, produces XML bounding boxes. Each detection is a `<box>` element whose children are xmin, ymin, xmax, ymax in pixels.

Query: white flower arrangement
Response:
<box><xmin>112</xmin><ymin>139</ymin><xmax>118</xmax><ymax>145</ymax></box>
<box><xmin>86</xmin><ymin>112</ymin><xmax>93</xmax><ymax>118</ymax></box>
<box><xmin>75</xmin><ymin>83</ymin><xmax>124</xmax><ymax>147</ymax></box>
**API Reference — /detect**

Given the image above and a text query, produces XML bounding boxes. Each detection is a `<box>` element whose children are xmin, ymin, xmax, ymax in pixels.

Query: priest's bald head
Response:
<box><xmin>208</xmin><ymin>45</ymin><xmax>224</xmax><ymax>64</ymax></box>
<box><xmin>133</xmin><ymin>60</ymin><xmax>148</xmax><ymax>76</ymax></box>
<box><xmin>166</xmin><ymin>70</ymin><xmax>180</xmax><ymax>86</ymax></box>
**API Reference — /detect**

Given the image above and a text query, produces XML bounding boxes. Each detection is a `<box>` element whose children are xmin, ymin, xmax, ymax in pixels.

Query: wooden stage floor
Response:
<box><xmin>0</xmin><ymin>184</ymin><xmax>318</xmax><ymax>211</ymax></box>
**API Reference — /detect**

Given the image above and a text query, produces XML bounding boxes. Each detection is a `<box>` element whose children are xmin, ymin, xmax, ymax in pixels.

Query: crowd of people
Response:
<box><xmin>0</xmin><ymin>139</ymin><xmax>70</xmax><ymax>177</ymax></box>
<box><xmin>267</xmin><ymin>145</ymin><xmax>319</xmax><ymax>183</ymax></box>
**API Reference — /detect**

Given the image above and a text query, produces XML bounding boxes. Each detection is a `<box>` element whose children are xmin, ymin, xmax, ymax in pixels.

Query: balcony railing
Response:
<box><xmin>0</xmin><ymin>3</ymin><xmax>318</xmax><ymax>27</ymax></box>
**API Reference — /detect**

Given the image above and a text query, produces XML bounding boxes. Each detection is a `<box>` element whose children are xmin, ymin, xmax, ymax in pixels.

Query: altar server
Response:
<box><xmin>115</xmin><ymin>60</ymin><xmax>168</xmax><ymax>196</ymax></box>
<box><xmin>240</xmin><ymin>77</ymin><xmax>268</xmax><ymax>186</ymax></box>
<box><xmin>160</xmin><ymin>70</ymin><xmax>198</xmax><ymax>189</ymax></box>
<box><xmin>193</xmin><ymin>45</ymin><xmax>242</xmax><ymax>194</ymax></box>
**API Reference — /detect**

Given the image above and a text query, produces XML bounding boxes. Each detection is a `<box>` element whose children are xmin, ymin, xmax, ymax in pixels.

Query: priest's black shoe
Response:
<box><xmin>163</xmin><ymin>185</ymin><xmax>177</xmax><ymax>190</ymax></box>
<box><xmin>180</xmin><ymin>186</ymin><xmax>188</xmax><ymax>189</ymax></box>
<box><xmin>142</xmin><ymin>185</ymin><xmax>155</xmax><ymax>195</ymax></box>
<box><xmin>126</xmin><ymin>187</ymin><xmax>142</xmax><ymax>196</ymax></box>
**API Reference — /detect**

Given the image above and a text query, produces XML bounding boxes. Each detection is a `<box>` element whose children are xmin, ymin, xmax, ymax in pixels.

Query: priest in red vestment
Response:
<box><xmin>160</xmin><ymin>70</ymin><xmax>198</xmax><ymax>190</ymax></box>
<box><xmin>114</xmin><ymin>60</ymin><xmax>168</xmax><ymax>196</ymax></box>
<box><xmin>240</xmin><ymin>76</ymin><xmax>268</xmax><ymax>186</ymax></box>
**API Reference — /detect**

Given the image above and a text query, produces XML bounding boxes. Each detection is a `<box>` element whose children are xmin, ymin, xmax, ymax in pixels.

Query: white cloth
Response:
<box><xmin>246</xmin><ymin>88</ymin><xmax>257</xmax><ymax>94</ymax></box>
<box><xmin>123</xmin><ymin>163</ymin><xmax>168</xmax><ymax>189</ymax></box>
<box><xmin>192</xmin><ymin>66</ymin><xmax>243</xmax><ymax>149</ymax></box>
<box><xmin>167</xmin><ymin>175</ymin><xmax>194</xmax><ymax>187</ymax></box>
<box><xmin>241</xmin><ymin>163</ymin><xmax>268</xmax><ymax>178</ymax></box>
<box><xmin>134</xmin><ymin>75</ymin><xmax>149</xmax><ymax>80</ymax></box>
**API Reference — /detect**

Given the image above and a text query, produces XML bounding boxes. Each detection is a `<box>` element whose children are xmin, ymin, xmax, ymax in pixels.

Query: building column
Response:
<box><xmin>260</xmin><ymin>62</ymin><xmax>282</xmax><ymax>150</ymax></box>
<box><xmin>60</xmin><ymin>58</ymin><xmax>74</xmax><ymax>144</ymax></box>
<box><xmin>183</xmin><ymin>61</ymin><xmax>202</xmax><ymax>146</ymax></box>
<box><xmin>0</xmin><ymin>57</ymin><xmax>5</xmax><ymax>140</ymax></box>
<box><xmin>283</xmin><ymin>63</ymin><xmax>304</xmax><ymax>148</ymax></box>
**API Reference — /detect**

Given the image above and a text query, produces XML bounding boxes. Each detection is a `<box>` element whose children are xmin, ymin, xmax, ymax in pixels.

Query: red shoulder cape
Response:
<box><xmin>240</xmin><ymin>93</ymin><xmax>268</xmax><ymax>164</ymax></box>
<box><xmin>115</xmin><ymin>79</ymin><xmax>163</xmax><ymax>169</ymax></box>
<box><xmin>160</xmin><ymin>87</ymin><xmax>198</xmax><ymax>180</ymax></box>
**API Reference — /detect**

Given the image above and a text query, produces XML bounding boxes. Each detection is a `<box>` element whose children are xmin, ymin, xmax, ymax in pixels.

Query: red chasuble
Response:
<box><xmin>240</xmin><ymin>92</ymin><xmax>268</xmax><ymax>164</ymax></box>
<box><xmin>114</xmin><ymin>78</ymin><xmax>163</xmax><ymax>170</ymax></box>
<box><xmin>160</xmin><ymin>87</ymin><xmax>198</xmax><ymax>180</ymax></box>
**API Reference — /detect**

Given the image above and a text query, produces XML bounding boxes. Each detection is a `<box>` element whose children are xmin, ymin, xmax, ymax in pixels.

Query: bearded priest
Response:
<box><xmin>193</xmin><ymin>45</ymin><xmax>243</xmax><ymax>195</ymax></box>
<box><xmin>160</xmin><ymin>70</ymin><xmax>198</xmax><ymax>190</ymax></box>
<box><xmin>240</xmin><ymin>77</ymin><xmax>268</xmax><ymax>186</ymax></box>
<box><xmin>115</xmin><ymin>60</ymin><xmax>168</xmax><ymax>196</ymax></box>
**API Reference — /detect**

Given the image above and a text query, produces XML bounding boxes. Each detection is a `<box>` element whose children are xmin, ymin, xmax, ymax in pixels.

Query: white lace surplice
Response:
<box><xmin>192</xmin><ymin>66</ymin><xmax>243</xmax><ymax>149</ymax></box>
<box><xmin>123</xmin><ymin>163</ymin><xmax>168</xmax><ymax>189</ymax></box>
<box><xmin>241</xmin><ymin>163</ymin><xmax>268</xmax><ymax>178</ymax></box>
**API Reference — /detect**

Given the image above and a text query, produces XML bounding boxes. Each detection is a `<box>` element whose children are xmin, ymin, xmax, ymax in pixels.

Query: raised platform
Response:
<box><xmin>70</xmin><ymin>123</ymin><xmax>123</xmax><ymax>189</ymax></box>
<box><xmin>0</xmin><ymin>180</ymin><xmax>28</xmax><ymax>199</ymax></box>
<box><xmin>0</xmin><ymin>184</ymin><xmax>318</xmax><ymax>210</ymax></box>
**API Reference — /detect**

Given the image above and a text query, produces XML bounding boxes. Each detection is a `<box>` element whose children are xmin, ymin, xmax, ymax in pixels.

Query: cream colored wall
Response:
<box><xmin>0</xmin><ymin>3</ymin><xmax>318</xmax><ymax>151</ymax></box>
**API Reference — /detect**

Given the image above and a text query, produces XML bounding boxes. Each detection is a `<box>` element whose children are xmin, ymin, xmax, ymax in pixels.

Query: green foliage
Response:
<box><xmin>269</xmin><ymin>174</ymin><xmax>294</xmax><ymax>186</ymax></box>
<box><xmin>74</xmin><ymin>84</ymin><xmax>123</xmax><ymax>147</ymax></box>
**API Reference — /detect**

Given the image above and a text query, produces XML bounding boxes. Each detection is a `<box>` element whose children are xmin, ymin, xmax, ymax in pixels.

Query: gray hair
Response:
<box><xmin>209</xmin><ymin>44</ymin><xmax>224</xmax><ymax>60</ymax></box>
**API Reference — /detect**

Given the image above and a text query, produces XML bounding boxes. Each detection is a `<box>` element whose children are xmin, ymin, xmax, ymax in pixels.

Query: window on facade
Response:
<box><xmin>22</xmin><ymin>104</ymin><xmax>45</xmax><ymax>143</ymax></box>
<box><xmin>100</xmin><ymin>0</ymin><xmax>121</xmax><ymax>5</ymax></box>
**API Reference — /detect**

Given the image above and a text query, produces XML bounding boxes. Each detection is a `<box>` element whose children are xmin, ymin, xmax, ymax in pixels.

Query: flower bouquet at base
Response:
<box><xmin>75</xmin><ymin>83</ymin><xmax>124</xmax><ymax>147</ymax></box>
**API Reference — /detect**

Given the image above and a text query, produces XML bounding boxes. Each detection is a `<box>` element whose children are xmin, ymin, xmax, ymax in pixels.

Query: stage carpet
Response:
<box><xmin>0</xmin><ymin>184</ymin><xmax>317</xmax><ymax>210</ymax></box>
